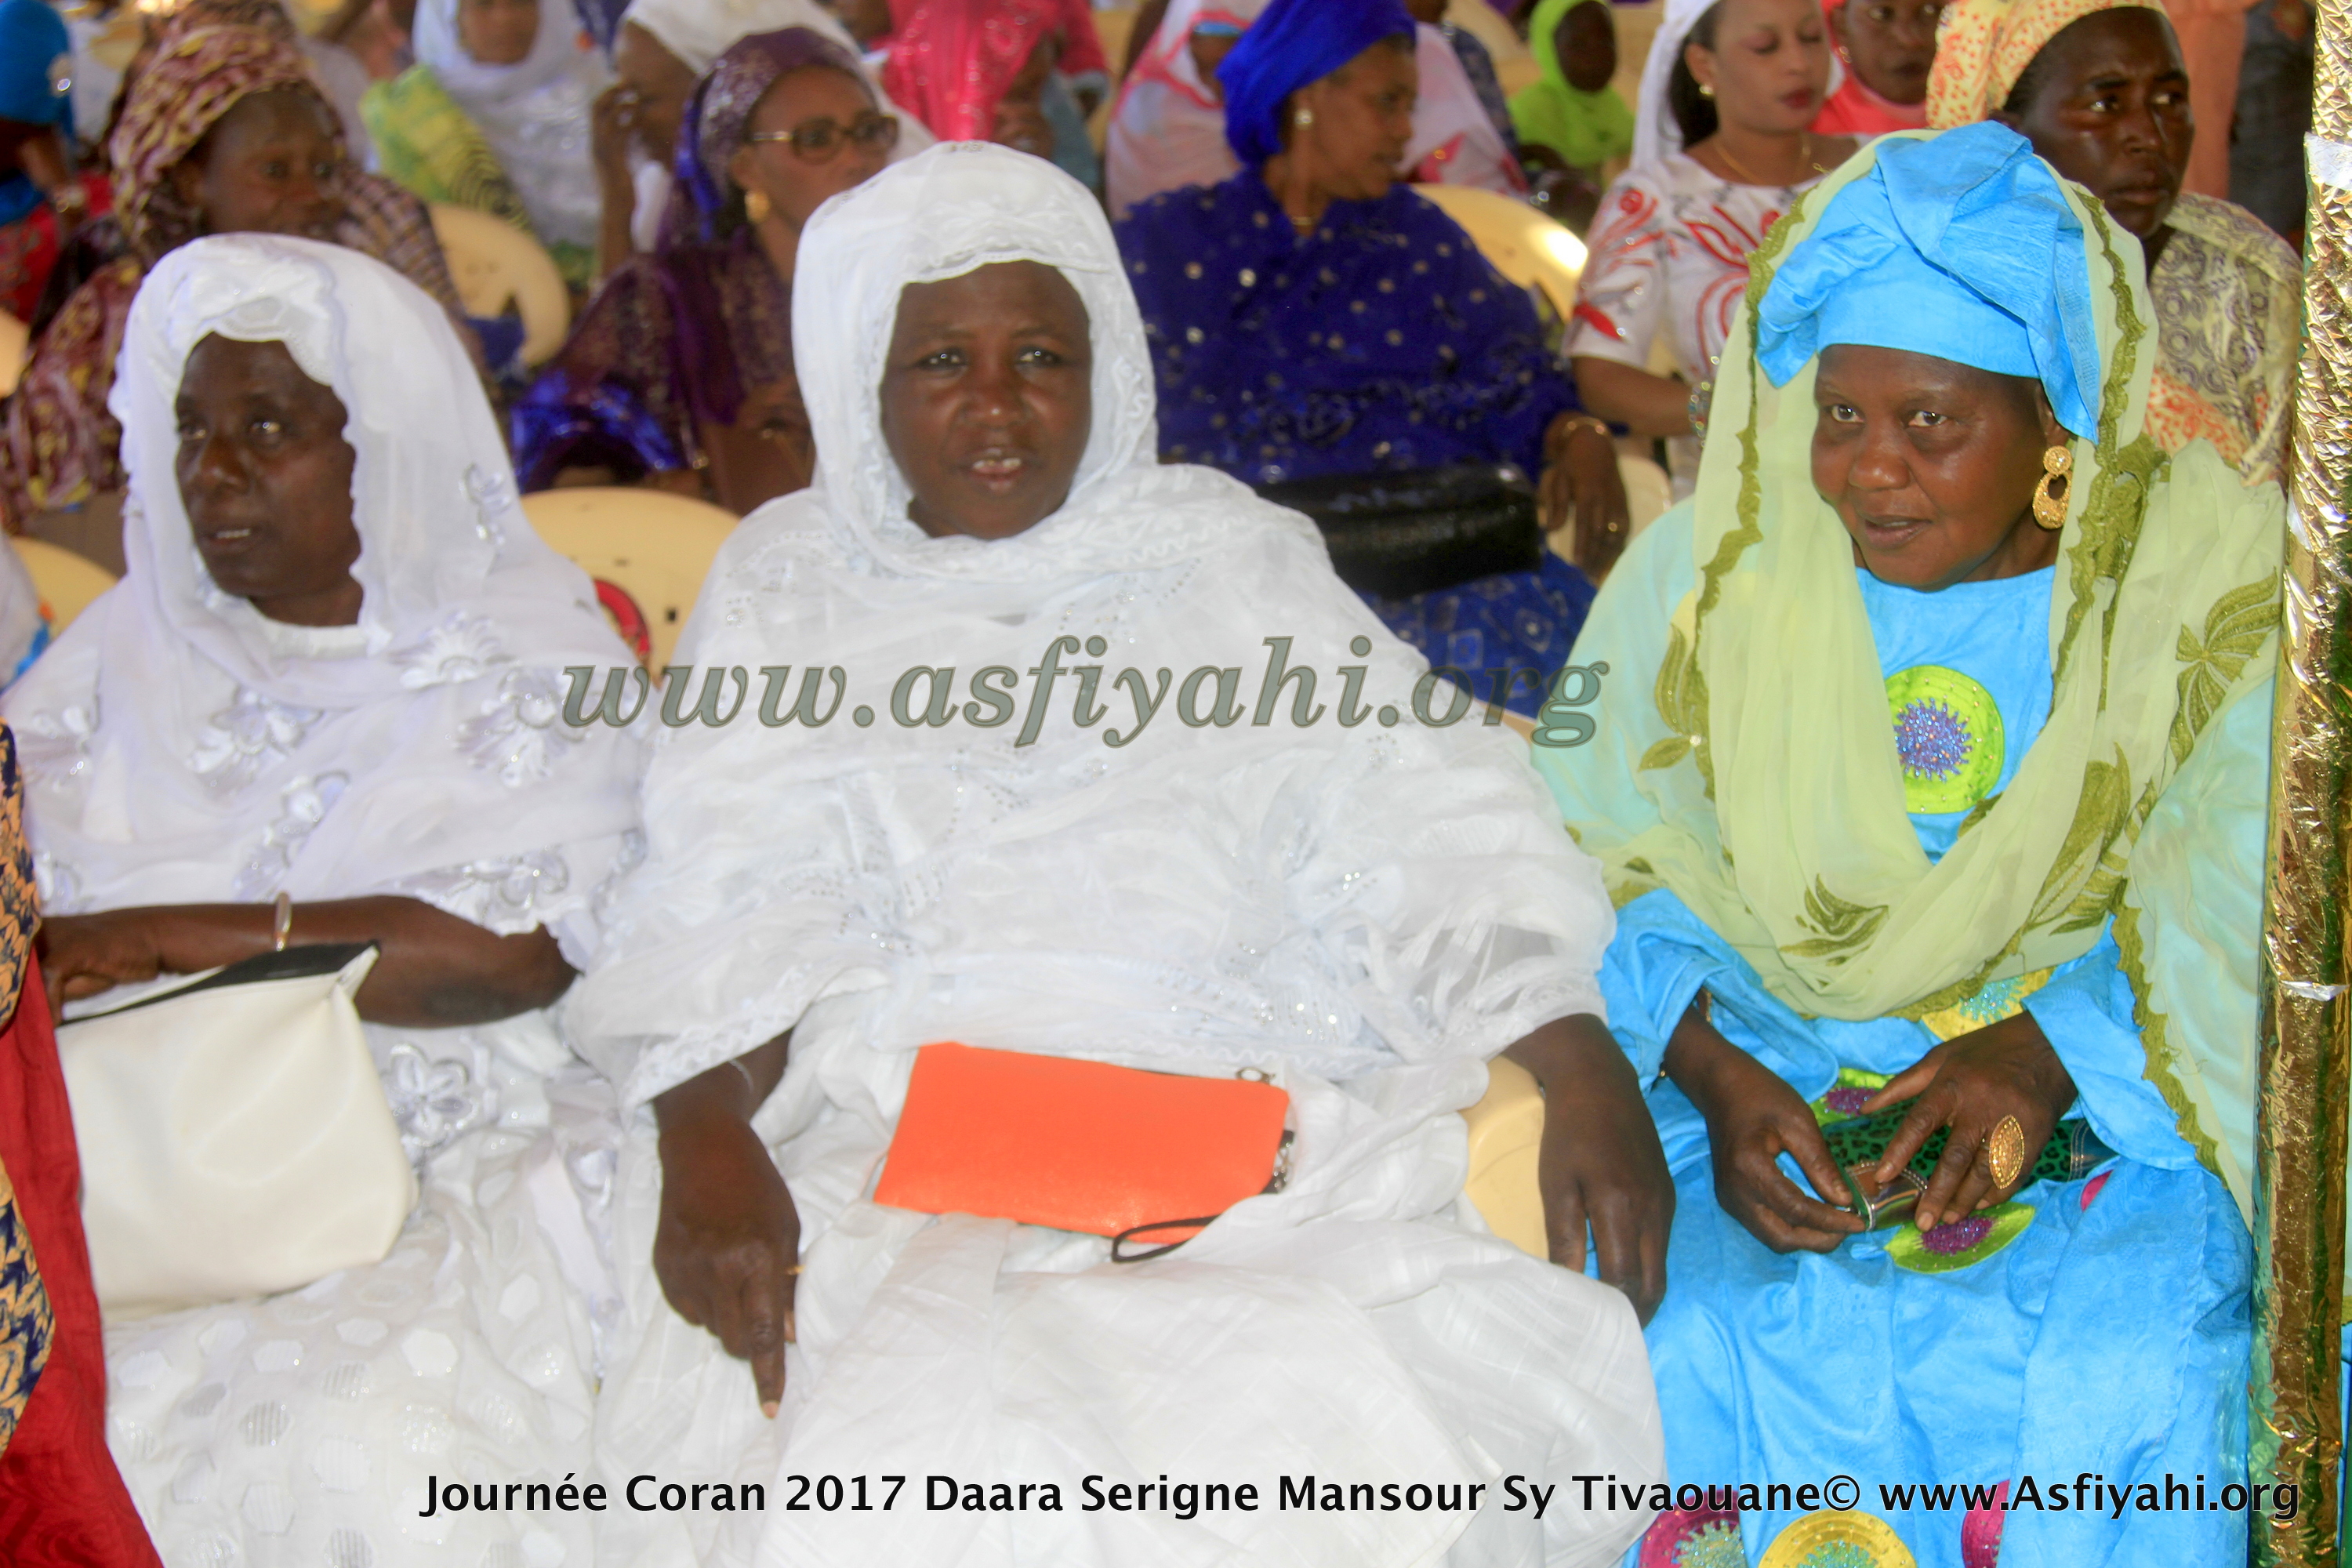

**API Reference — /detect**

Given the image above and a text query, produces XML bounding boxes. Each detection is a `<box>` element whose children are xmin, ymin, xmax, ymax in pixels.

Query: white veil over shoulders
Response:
<box><xmin>567</xmin><ymin>142</ymin><xmax>1613</xmax><ymax>1105</ymax></box>
<box><xmin>570</xmin><ymin>146</ymin><xmax>1657</xmax><ymax>1568</ymax></box>
<box><xmin>2</xmin><ymin>234</ymin><xmax>641</xmax><ymax>933</ymax></box>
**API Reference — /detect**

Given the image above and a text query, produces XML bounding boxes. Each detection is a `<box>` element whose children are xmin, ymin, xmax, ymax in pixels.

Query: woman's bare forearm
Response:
<box><xmin>1573</xmin><ymin>355</ymin><xmax>1697</xmax><ymax>438</ymax></box>
<box><xmin>116</xmin><ymin>897</ymin><xmax>573</xmax><ymax>1026</ymax></box>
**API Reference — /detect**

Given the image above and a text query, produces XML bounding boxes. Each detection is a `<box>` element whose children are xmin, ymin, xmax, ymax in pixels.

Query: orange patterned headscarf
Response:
<box><xmin>1923</xmin><ymin>0</ymin><xmax>2166</xmax><ymax>127</ymax></box>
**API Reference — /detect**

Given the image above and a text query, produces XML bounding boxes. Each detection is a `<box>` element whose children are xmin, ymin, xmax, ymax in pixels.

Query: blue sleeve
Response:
<box><xmin>2024</xmin><ymin>928</ymin><xmax>2198</xmax><ymax>1171</ymax></box>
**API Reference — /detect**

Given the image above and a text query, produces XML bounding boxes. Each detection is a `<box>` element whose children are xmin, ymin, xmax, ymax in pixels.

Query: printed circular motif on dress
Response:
<box><xmin>1884</xmin><ymin>666</ymin><xmax>2004</xmax><ymax>815</ymax></box>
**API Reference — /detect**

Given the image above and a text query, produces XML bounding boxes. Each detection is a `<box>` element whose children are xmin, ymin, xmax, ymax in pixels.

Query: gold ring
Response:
<box><xmin>1985</xmin><ymin>1116</ymin><xmax>2027</xmax><ymax>1189</ymax></box>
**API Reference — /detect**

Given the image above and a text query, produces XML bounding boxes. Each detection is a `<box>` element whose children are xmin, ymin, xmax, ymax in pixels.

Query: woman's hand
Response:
<box><xmin>1504</xmin><ymin>1014</ymin><xmax>1675</xmax><ymax>1323</ymax></box>
<box><xmin>1664</xmin><ymin>1002</ymin><xmax>1864</xmax><ymax>1254</ymax></box>
<box><xmin>1860</xmin><ymin>1012</ymin><xmax>2078</xmax><ymax>1232</ymax></box>
<box><xmin>652</xmin><ymin>1036</ymin><xmax>796</xmax><ymax>1416</ymax></box>
<box><xmin>590</xmin><ymin>83</ymin><xmax>643</xmax><ymax>200</ymax></box>
<box><xmin>38</xmin><ymin>910</ymin><xmax>170</xmax><ymax>1003</ymax></box>
<box><xmin>1541</xmin><ymin>414</ymin><xmax>1630</xmax><ymax>579</ymax></box>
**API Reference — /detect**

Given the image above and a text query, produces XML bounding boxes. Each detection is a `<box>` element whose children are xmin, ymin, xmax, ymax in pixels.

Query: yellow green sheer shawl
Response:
<box><xmin>1539</xmin><ymin>130</ymin><xmax>2285</xmax><ymax>1219</ymax></box>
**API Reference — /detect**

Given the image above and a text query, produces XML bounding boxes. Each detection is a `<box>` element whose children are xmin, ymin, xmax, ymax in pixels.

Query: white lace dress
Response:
<box><xmin>0</xmin><ymin>234</ymin><xmax>646</xmax><ymax>1568</ymax></box>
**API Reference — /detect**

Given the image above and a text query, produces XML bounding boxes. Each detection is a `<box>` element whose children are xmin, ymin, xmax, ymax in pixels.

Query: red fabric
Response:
<box><xmin>0</xmin><ymin>969</ymin><xmax>163</xmax><ymax>1568</ymax></box>
<box><xmin>1052</xmin><ymin>0</ymin><xmax>1107</xmax><ymax>78</ymax></box>
<box><xmin>0</xmin><ymin>175</ymin><xmax>112</xmax><ymax>325</ymax></box>
<box><xmin>884</xmin><ymin>0</ymin><xmax>1065</xmax><ymax>140</ymax></box>
<box><xmin>1811</xmin><ymin>73</ymin><xmax>1928</xmax><ymax>136</ymax></box>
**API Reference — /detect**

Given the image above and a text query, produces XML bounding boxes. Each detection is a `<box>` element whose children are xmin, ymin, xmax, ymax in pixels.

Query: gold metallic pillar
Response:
<box><xmin>2256</xmin><ymin>8</ymin><xmax>2352</xmax><ymax>1560</ymax></box>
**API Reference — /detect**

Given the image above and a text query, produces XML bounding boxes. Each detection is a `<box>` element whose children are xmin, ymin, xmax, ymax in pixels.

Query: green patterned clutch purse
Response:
<box><xmin>1817</xmin><ymin>1102</ymin><xmax>2117</xmax><ymax>1229</ymax></box>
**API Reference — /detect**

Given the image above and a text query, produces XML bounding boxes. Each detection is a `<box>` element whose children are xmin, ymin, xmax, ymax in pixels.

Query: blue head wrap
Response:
<box><xmin>0</xmin><ymin>0</ymin><xmax>71</xmax><ymax>129</ymax></box>
<box><xmin>1216</xmin><ymin>0</ymin><xmax>1416</xmax><ymax>166</ymax></box>
<box><xmin>1755</xmin><ymin>122</ymin><xmax>2102</xmax><ymax>440</ymax></box>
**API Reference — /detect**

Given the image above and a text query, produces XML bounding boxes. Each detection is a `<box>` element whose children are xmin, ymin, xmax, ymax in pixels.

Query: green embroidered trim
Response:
<box><xmin>2170</xmin><ymin>579</ymin><xmax>2281</xmax><ymax>768</ymax></box>
<box><xmin>1887</xmin><ymin>1202</ymin><xmax>2036</xmax><ymax>1276</ymax></box>
<box><xmin>2111</xmin><ymin>897</ymin><xmax>2225</xmax><ymax>1182</ymax></box>
<box><xmin>1886</xmin><ymin>666</ymin><xmax>2004</xmax><ymax>814</ymax></box>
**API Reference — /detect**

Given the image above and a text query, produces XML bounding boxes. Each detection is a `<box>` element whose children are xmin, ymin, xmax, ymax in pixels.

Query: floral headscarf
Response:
<box><xmin>107</xmin><ymin>25</ymin><xmax>324</xmax><ymax>262</ymax></box>
<box><xmin>1924</xmin><ymin>0</ymin><xmax>2167</xmax><ymax>125</ymax></box>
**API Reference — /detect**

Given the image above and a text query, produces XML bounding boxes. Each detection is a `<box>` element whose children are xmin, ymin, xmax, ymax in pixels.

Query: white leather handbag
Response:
<box><xmin>58</xmin><ymin>943</ymin><xmax>419</xmax><ymax>1315</ymax></box>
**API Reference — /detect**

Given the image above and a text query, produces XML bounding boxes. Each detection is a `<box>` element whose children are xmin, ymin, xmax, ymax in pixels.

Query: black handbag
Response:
<box><xmin>1255</xmin><ymin>463</ymin><xmax>1544</xmax><ymax>598</ymax></box>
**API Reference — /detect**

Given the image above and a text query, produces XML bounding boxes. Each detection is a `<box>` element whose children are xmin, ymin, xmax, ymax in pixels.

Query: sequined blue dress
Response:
<box><xmin>1114</xmin><ymin>172</ymin><xmax>1596</xmax><ymax>714</ymax></box>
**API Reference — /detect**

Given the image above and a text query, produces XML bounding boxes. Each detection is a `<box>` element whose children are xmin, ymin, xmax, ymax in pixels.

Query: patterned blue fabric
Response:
<box><xmin>1116</xmin><ymin>170</ymin><xmax>1594</xmax><ymax>712</ymax></box>
<box><xmin>1585</xmin><ymin>514</ymin><xmax>2252</xmax><ymax>1566</ymax></box>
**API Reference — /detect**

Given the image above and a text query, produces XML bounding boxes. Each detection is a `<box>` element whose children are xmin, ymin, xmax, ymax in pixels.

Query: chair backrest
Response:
<box><xmin>12</xmin><ymin>537</ymin><xmax>118</xmax><ymax>633</ymax></box>
<box><xmin>520</xmin><ymin>487</ymin><xmax>738</xmax><ymax>673</ymax></box>
<box><xmin>1408</xmin><ymin>183</ymin><xmax>1585</xmax><ymax>322</ymax></box>
<box><xmin>0</xmin><ymin>312</ymin><xmax>25</xmax><ymax>400</ymax></box>
<box><xmin>427</xmin><ymin>203</ymin><xmax>571</xmax><ymax>368</ymax></box>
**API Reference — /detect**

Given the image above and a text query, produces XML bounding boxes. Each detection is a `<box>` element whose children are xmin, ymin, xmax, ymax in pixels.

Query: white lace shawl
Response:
<box><xmin>565</xmin><ymin>143</ymin><xmax>1613</xmax><ymax>1108</ymax></box>
<box><xmin>413</xmin><ymin>0</ymin><xmax>611</xmax><ymax>252</ymax></box>
<box><xmin>2</xmin><ymin>236</ymin><xmax>643</xmax><ymax>956</ymax></box>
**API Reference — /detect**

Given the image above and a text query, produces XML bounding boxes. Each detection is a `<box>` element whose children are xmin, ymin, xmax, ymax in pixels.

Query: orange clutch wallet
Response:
<box><xmin>871</xmin><ymin>1042</ymin><xmax>1291</xmax><ymax>1256</ymax></box>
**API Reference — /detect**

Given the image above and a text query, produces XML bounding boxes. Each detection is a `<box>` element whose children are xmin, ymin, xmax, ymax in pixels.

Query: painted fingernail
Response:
<box><xmin>762</xmin><ymin>1401</ymin><xmax>779</xmax><ymax>1420</ymax></box>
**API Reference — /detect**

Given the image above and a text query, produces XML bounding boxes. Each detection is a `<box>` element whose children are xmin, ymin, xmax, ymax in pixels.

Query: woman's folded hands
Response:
<box><xmin>1664</xmin><ymin>1006</ymin><xmax>1865</xmax><ymax>1256</ymax></box>
<box><xmin>1859</xmin><ymin>1013</ymin><xmax>2079</xmax><ymax>1232</ymax></box>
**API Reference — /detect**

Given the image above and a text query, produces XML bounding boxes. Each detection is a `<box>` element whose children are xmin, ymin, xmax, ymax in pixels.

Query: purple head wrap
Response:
<box><xmin>659</xmin><ymin>25</ymin><xmax>873</xmax><ymax>250</ymax></box>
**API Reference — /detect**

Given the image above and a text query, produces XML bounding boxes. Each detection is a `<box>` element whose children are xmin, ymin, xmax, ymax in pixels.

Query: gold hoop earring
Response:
<box><xmin>1294</xmin><ymin>107</ymin><xmax>1315</xmax><ymax>127</ymax></box>
<box><xmin>2032</xmin><ymin>443</ymin><xmax>2072</xmax><ymax>530</ymax></box>
<box><xmin>744</xmin><ymin>187</ymin><xmax>772</xmax><ymax>223</ymax></box>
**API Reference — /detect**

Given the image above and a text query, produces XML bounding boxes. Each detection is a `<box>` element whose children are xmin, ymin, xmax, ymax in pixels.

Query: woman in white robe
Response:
<box><xmin>566</xmin><ymin>141</ymin><xmax>1668</xmax><ymax>1568</ymax></box>
<box><xmin>2</xmin><ymin>234</ymin><xmax>642</xmax><ymax>1568</ymax></box>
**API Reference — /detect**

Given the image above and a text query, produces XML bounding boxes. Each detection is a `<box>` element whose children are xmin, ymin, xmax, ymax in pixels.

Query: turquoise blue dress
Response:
<box><xmin>1598</xmin><ymin>529</ymin><xmax>2254</xmax><ymax>1566</ymax></box>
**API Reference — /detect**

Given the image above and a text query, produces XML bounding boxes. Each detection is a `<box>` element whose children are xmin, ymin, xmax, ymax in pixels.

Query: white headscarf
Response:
<box><xmin>1403</xmin><ymin>20</ymin><xmax>1526</xmax><ymax>194</ymax></box>
<box><xmin>566</xmin><ymin>143</ymin><xmax>1610</xmax><ymax>1109</ymax></box>
<box><xmin>414</xmin><ymin>0</ymin><xmax>610</xmax><ymax>251</ymax></box>
<box><xmin>3</xmin><ymin>235</ymin><xmax>641</xmax><ymax>938</ymax></box>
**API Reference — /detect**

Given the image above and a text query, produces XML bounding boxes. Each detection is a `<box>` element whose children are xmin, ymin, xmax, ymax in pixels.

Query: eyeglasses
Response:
<box><xmin>744</xmin><ymin>113</ymin><xmax>902</xmax><ymax>162</ymax></box>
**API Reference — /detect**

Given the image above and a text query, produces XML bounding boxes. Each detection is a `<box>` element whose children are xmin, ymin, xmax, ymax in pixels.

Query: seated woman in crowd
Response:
<box><xmin>0</xmin><ymin>24</ymin><xmax>470</xmax><ymax>535</ymax></box>
<box><xmin>1570</xmin><ymin>0</ymin><xmax>1853</xmax><ymax>497</ymax></box>
<box><xmin>1812</xmin><ymin>0</ymin><xmax>1941</xmax><ymax>136</ymax></box>
<box><xmin>1928</xmin><ymin>0</ymin><xmax>2302</xmax><ymax>487</ymax></box>
<box><xmin>364</xmin><ymin>0</ymin><xmax>609</xmax><ymax>285</ymax></box>
<box><xmin>1116</xmin><ymin>0</ymin><xmax>1628</xmax><ymax>712</ymax></box>
<box><xmin>567</xmin><ymin>141</ymin><xmax>1671</xmax><ymax>1568</ymax></box>
<box><xmin>518</xmin><ymin>27</ymin><xmax>889</xmax><ymax>511</ymax></box>
<box><xmin>589</xmin><ymin>0</ymin><xmax>924</xmax><ymax>277</ymax></box>
<box><xmin>1509</xmin><ymin>0</ymin><xmax>1634</xmax><ymax>228</ymax></box>
<box><xmin>3</xmin><ymin>234</ymin><xmax>641</xmax><ymax>1566</ymax></box>
<box><xmin>1544</xmin><ymin>123</ymin><xmax>2278</xmax><ymax>1566</ymax></box>
<box><xmin>0</xmin><ymin>0</ymin><xmax>111</xmax><ymax>324</ymax></box>
<box><xmin>1105</xmin><ymin>0</ymin><xmax>1265</xmax><ymax>216</ymax></box>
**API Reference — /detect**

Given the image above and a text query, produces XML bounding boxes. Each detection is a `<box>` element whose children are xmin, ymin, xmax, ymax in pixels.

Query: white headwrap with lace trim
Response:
<box><xmin>3</xmin><ymin>234</ymin><xmax>641</xmax><ymax>946</ymax></box>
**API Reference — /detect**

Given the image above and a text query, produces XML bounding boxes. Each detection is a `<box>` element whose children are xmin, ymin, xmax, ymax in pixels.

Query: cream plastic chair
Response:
<box><xmin>521</xmin><ymin>487</ymin><xmax>736</xmax><ymax>673</ymax></box>
<box><xmin>428</xmin><ymin>203</ymin><xmax>571</xmax><ymax>368</ymax></box>
<box><xmin>1463</xmin><ymin>1057</ymin><xmax>1548</xmax><ymax>1257</ymax></box>
<box><xmin>1410</xmin><ymin>182</ymin><xmax>1586</xmax><ymax>321</ymax></box>
<box><xmin>12</xmin><ymin>536</ymin><xmax>118</xmax><ymax>633</ymax></box>
<box><xmin>0</xmin><ymin>311</ymin><xmax>26</xmax><ymax>399</ymax></box>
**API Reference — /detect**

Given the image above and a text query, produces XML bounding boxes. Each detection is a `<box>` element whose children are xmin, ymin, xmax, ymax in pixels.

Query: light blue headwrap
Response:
<box><xmin>1755</xmin><ymin>122</ymin><xmax>2102</xmax><ymax>439</ymax></box>
<box><xmin>1217</xmin><ymin>0</ymin><xmax>1416</xmax><ymax>166</ymax></box>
